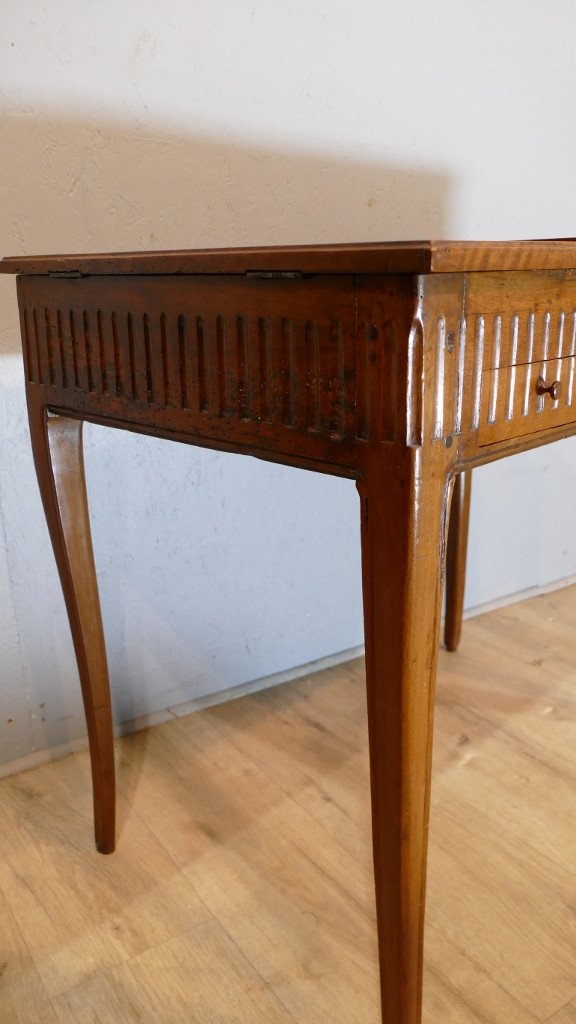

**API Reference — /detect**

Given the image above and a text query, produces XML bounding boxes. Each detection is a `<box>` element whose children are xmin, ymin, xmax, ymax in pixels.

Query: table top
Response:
<box><xmin>4</xmin><ymin>239</ymin><xmax>576</xmax><ymax>277</ymax></box>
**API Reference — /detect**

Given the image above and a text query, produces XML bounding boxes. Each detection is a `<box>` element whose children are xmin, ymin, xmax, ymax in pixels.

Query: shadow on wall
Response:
<box><xmin>0</xmin><ymin>109</ymin><xmax>452</xmax><ymax>351</ymax></box>
<box><xmin>0</xmin><ymin>109</ymin><xmax>452</xmax><ymax>765</ymax></box>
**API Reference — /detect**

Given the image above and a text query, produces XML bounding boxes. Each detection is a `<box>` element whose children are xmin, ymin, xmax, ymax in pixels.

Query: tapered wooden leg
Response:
<box><xmin>27</xmin><ymin>397</ymin><xmax>115</xmax><ymax>853</ymax></box>
<box><xmin>444</xmin><ymin>470</ymin><xmax>472</xmax><ymax>652</ymax></box>
<box><xmin>357</xmin><ymin>446</ymin><xmax>450</xmax><ymax>1024</ymax></box>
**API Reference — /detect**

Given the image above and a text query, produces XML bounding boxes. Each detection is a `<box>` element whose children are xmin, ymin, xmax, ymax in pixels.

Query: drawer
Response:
<box><xmin>479</xmin><ymin>352</ymin><xmax>576</xmax><ymax>444</ymax></box>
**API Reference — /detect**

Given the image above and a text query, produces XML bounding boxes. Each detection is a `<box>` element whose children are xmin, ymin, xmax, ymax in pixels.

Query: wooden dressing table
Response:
<box><xmin>2</xmin><ymin>238</ymin><xmax>576</xmax><ymax>1024</ymax></box>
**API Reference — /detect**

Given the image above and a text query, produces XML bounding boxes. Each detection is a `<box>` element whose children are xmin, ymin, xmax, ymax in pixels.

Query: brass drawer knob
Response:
<box><xmin>536</xmin><ymin>376</ymin><xmax>562</xmax><ymax>401</ymax></box>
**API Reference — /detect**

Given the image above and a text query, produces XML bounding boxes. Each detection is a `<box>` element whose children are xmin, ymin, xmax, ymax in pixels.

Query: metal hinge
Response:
<box><xmin>245</xmin><ymin>270</ymin><xmax>303</xmax><ymax>279</ymax></box>
<box><xmin>49</xmin><ymin>270</ymin><xmax>83</xmax><ymax>278</ymax></box>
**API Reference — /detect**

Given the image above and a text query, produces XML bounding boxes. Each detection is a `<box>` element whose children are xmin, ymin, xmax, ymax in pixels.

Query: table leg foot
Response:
<box><xmin>28</xmin><ymin>400</ymin><xmax>115</xmax><ymax>854</ymax></box>
<box><xmin>444</xmin><ymin>470</ymin><xmax>472</xmax><ymax>652</ymax></box>
<box><xmin>357</xmin><ymin>447</ymin><xmax>449</xmax><ymax>1024</ymax></box>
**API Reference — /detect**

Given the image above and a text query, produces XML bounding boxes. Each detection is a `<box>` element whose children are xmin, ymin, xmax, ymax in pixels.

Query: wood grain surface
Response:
<box><xmin>3</xmin><ymin>238</ymin><xmax>576</xmax><ymax>276</ymax></box>
<box><xmin>1</xmin><ymin>585</ymin><xmax>576</xmax><ymax>1023</ymax></box>
<box><xmin>444</xmin><ymin>471</ymin><xmax>472</xmax><ymax>652</ymax></box>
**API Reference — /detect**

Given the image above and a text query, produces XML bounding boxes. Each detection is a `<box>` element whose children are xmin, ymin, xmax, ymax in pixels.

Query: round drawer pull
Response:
<box><xmin>536</xmin><ymin>376</ymin><xmax>562</xmax><ymax>401</ymax></box>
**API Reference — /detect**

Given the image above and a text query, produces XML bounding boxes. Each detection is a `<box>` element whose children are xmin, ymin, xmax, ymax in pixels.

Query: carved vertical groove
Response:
<box><xmin>536</xmin><ymin>312</ymin><xmax>551</xmax><ymax>413</ymax></box>
<box><xmin>343</xmin><ymin>320</ymin><xmax>356</xmax><ymax>439</ymax></box>
<box><xmin>522</xmin><ymin>313</ymin><xmax>535</xmax><ymax>416</ymax></box>
<box><xmin>505</xmin><ymin>315</ymin><xmax>519</xmax><ymax>420</ymax></box>
<box><xmin>118</xmin><ymin>309</ymin><xmax>131</xmax><ymax>398</ymax></box>
<box><xmin>44</xmin><ymin>308</ymin><xmax>55</xmax><ymax>385</ymax></box>
<box><xmin>258</xmin><ymin>317</ymin><xmax>271</xmax><ymax>421</ymax></box>
<box><xmin>488</xmin><ymin>315</ymin><xmax>501</xmax><ymax>424</ymax></box>
<box><xmin>96</xmin><ymin>310</ymin><xmax>107</xmax><ymax>395</ymax></box>
<box><xmin>356</xmin><ymin>321</ymin><xmax>370</xmax><ymax>441</ymax></box>
<box><xmin>143</xmin><ymin>313</ymin><xmax>153</xmax><ymax>403</ymax></box>
<box><xmin>288</xmin><ymin>318</ymin><xmax>297</xmax><ymax>428</ymax></box>
<box><xmin>196</xmin><ymin>315</ymin><xmax>207</xmax><ymax>412</ymax></box>
<box><xmin>433</xmin><ymin>317</ymin><xmax>445</xmax><ymax>440</ymax></box>
<box><xmin>177</xmin><ymin>314</ymin><xmax>189</xmax><ymax>409</ymax></box>
<box><xmin>111</xmin><ymin>312</ymin><xmax>122</xmax><ymax>396</ymax></box>
<box><xmin>552</xmin><ymin>312</ymin><xmax>565</xmax><ymax>409</ymax></box>
<box><xmin>454</xmin><ymin>316</ymin><xmax>466</xmax><ymax>435</ymax></box>
<box><xmin>331</xmin><ymin>320</ymin><xmax>343</xmax><ymax>437</ymax></box>
<box><xmin>69</xmin><ymin>310</ymin><xmax>79</xmax><ymax>388</ymax></box>
<box><xmin>127</xmin><ymin>312</ymin><xmax>136</xmax><ymax>399</ymax></box>
<box><xmin>56</xmin><ymin>309</ymin><xmax>67</xmax><ymax>390</ymax></box>
<box><xmin>33</xmin><ymin>308</ymin><xmax>44</xmax><ymax>384</ymax></box>
<box><xmin>83</xmin><ymin>311</ymin><xmax>94</xmax><ymax>393</ymax></box>
<box><xmin>471</xmin><ymin>315</ymin><xmax>485</xmax><ymax>431</ymax></box>
<box><xmin>555</xmin><ymin>311</ymin><xmax>565</xmax><ymax>359</ymax></box>
<box><xmin>32</xmin><ymin>308</ymin><xmax>39</xmax><ymax>382</ymax></box>
<box><xmin>247</xmin><ymin>317</ymin><xmax>263</xmax><ymax>421</ymax></box>
<box><xmin>407</xmin><ymin>318</ymin><xmax>423</xmax><ymax>446</ymax></box>
<box><xmin>160</xmin><ymin>314</ymin><xmax>169</xmax><ymax>407</ymax></box>
<box><xmin>288</xmin><ymin>319</ymin><xmax>301</xmax><ymax>429</ymax></box>
<box><xmin>216</xmin><ymin>315</ymin><xmax>227</xmax><ymax>415</ymax></box>
<box><xmin>236</xmin><ymin>315</ymin><xmax>249</xmax><ymax>417</ymax></box>
<box><xmin>187</xmin><ymin>315</ymin><xmax>199</xmax><ymax>412</ymax></box>
<box><xmin>304</xmin><ymin>320</ymin><xmax>320</xmax><ymax>433</ymax></box>
<box><xmin>542</xmin><ymin>311</ymin><xmax>551</xmax><ymax>361</ymax></box>
<box><xmin>22</xmin><ymin>307</ymin><xmax>34</xmax><ymax>383</ymax></box>
<box><xmin>567</xmin><ymin>312</ymin><xmax>576</xmax><ymax>407</ymax></box>
<box><xmin>278</xmin><ymin>317</ymin><xmax>292</xmax><ymax>427</ymax></box>
<box><xmin>319</xmin><ymin>319</ymin><xmax>332</xmax><ymax>435</ymax></box>
<box><xmin>319</xmin><ymin>321</ymin><xmax>332</xmax><ymax>434</ymax></box>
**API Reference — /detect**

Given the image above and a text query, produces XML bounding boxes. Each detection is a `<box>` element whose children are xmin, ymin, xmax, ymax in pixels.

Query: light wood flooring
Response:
<box><xmin>2</xmin><ymin>585</ymin><xmax>576</xmax><ymax>1023</ymax></box>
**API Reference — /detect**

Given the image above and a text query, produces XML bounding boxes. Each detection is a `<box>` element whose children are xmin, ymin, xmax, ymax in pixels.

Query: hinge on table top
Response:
<box><xmin>49</xmin><ymin>270</ymin><xmax>83</xmax><ymax>278</ymax></box>
<box><xmin>245</xmin><ymin>270</ymin><xmax>304</xmax><ymax>279</ymax></box>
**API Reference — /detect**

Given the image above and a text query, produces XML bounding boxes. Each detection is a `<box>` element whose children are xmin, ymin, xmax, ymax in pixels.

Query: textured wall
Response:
<box><xmin>1</xmin><ymin>1</ymin><xmax>576</xmax><ymax>765</ymax></box>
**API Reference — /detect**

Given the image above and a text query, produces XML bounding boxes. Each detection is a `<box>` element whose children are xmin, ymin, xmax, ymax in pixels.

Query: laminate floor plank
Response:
<box><xmin>0</xmin><ymin>755</ymin><xmax>209</xmax><ymax>1000</ymax></box>
<box><xmin>117</xmin><ymin>713</ymin><xmax>380</xmax><ymax>1022</ymax></box>
<box><xmin>0</xmin><ymin>886</ymin><xmax>58</xmax><ymax>1024</ymax></box>
<box><xmin>545</xmin><ymin>996</ymin><xmax>576</xmax><ymax>1023</ymax></box>
<box><xmin>1</xmin><ymin>585</ymin><xmax>576</xmax><ymax>1022</ymax></box>
<box><xmin>50</xmin><ymin>921</ymin><xmax>297</xmax><ymax>1024</ymax></box>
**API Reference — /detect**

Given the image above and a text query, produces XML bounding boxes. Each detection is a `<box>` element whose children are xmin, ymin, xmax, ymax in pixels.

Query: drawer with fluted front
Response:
<box><xmin>479</xmin><ymin>347</ymin><xmax>576</xmax><ymax>444</ymax></box>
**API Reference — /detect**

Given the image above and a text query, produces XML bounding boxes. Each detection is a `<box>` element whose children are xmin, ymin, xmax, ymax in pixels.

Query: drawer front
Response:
<box><xmin>479</xmin><ymin>351</ymin><xmax>576</xmax><ymax>444</ymax></box>
<box><xmin>419</xmin><ymin>272</ymin><xmax>576</xmax><ymax>451</ymax></box>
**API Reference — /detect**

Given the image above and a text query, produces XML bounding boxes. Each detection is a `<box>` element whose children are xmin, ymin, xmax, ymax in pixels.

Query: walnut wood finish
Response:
<box><xmin>26</xmin><ymin>399</ymin><xmax>115</xmax><ymax>853</ymax></box>
<box><xmin>357</xmin><ymin>443</ymin><xmax>450</xmax><ymax>1023</ymax></box>
<box><xmin>5</xmin><ymin>236</ymin><xmax>576</xmax><ymax>276</ymax></box>
<box><xmin>4</xmin><ymin>239</ymin><xmax>576</xmax><ymax>1024</ymax></box>
<box><xmin>445</xmin><ymin>471</ymin><xmax>472</xmax><ymax>652</ymax></box>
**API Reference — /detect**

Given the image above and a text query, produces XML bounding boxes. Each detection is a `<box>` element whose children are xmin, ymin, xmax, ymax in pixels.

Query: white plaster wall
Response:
<box><xmin>1</xmin><ymin>1</ymin><xmax>576</xmax><ymax>763</ymax></box>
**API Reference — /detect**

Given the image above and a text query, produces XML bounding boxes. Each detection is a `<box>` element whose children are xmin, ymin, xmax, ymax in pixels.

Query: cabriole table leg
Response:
<box><xmin>27</xmin><ymin>397</ymin><xmax>116</xmax><ymax>853</ymax></box>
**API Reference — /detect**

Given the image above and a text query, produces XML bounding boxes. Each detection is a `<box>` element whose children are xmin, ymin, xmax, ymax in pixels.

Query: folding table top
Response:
<box><xmin>3</xmin><ymin>239</ymin><xmax>576</xmax><ymax>276</ymax></box>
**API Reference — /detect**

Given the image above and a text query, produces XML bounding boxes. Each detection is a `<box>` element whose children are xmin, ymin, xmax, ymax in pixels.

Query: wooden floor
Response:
<box><xmin>2</xmin><ymin>586</ymin><xmax>576</xmax><ymax>1023</ymax></box>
